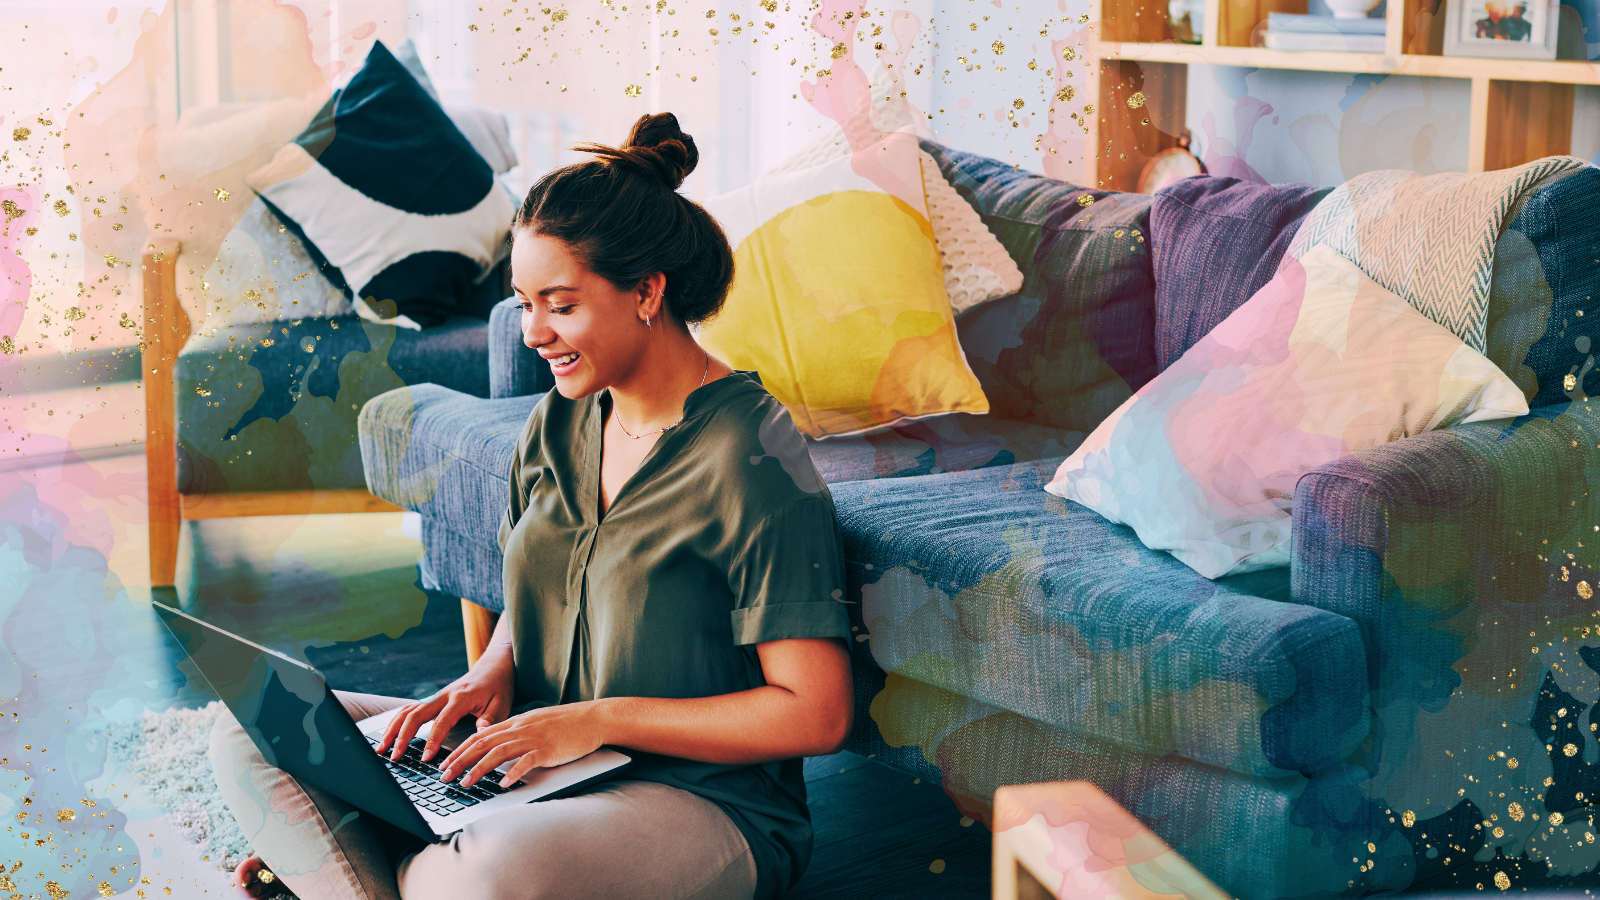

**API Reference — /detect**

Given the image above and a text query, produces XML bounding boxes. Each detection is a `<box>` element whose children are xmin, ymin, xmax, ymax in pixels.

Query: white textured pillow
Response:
<box><xmin>767</xmin><ymin>128</ymin><xmax>1022</xmax><ymax>316</ymax></box>
<box><xmin>1044</xmin><ymin>245</ymin><xmax>1530</xmax><ymax>579</ymax></box>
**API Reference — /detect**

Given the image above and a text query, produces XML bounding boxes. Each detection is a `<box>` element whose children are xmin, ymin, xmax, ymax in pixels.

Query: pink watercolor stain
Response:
<box><xmin>797</xmin><ymin>0</ymin><xmax>927</xmax><ymax>211</ymax></box>
<box><xmin>0</xmin><ymin>185</ymin><xmax>37</xmax><ymax>339</ymax></box>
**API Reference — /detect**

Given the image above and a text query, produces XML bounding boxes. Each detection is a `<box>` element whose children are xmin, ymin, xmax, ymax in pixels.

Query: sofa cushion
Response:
<box><xmin>1148</xmin><ymin>176</ymin><xmax>1331</xmax><ymax>371</ymax></box>
<box><xmin>176</xmin><ymin>315</ymin><xmax>490</xmax><ymax>494</ymax></box>
<box><xmin>803</xmin><ymin>414</ymin><xmax>1077</xmax><ymax>483</ymax></box>
<box><xmin>359</xmin><ymin>386</ymin><xmax>543</xmax><ymax>611</ymax></box>
<box><xmin>1152</xmin><ymin>175</ymin><xmax>1324</xmax><ymax>371</ymax></box>
<box><xmin>924</xmin><ymin>143</ymin><xmax>1159</xmax><ymax>443</ymax></box>
<box><xmin>1494</xmin><ymin>165</ymin><xmax>1600</xmax><ymax>408</ymax></box>
<box><xmin>830</xmin><ymin>460</ymin><xmax>1370</xmax><ymax>778</ymax></box>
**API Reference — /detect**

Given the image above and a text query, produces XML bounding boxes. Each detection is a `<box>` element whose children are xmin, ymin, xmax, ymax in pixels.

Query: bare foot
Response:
<box><xmin>233</xmin><ymin>855</ymin><xmax>288</xmax><ymax>898</ymax></box>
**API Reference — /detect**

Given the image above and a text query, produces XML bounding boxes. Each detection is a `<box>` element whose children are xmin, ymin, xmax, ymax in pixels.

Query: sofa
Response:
<box><xmin>357</xmin><ymin>141</ymin><xmax>1600</xmax><ymax>899</ymax></box>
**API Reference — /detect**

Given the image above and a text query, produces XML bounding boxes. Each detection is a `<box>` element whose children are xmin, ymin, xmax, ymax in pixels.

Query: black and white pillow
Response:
<box><xmin>246</xmin><ymin>40</ymin><xmax>514</xmax><ymax>329</ymax></box>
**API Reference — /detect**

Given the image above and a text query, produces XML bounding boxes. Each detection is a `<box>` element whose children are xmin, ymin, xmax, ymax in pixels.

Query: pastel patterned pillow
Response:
<box><xmin>1044</xmin><ymin>244</ymin><xmax>1530</xmax><ymax>579</ymax></box>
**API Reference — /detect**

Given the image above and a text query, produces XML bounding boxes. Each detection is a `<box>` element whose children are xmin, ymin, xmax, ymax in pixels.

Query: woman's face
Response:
<box><xmin>511</xmin><ymin>230</ymin><xmax>650</xmax><ymax>398</ymax></box>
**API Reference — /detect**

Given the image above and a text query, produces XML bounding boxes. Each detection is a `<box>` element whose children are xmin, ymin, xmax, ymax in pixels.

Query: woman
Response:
<box><xmin>213</xmin><ymin>113</ymin><xmax>855</xmax><ymax>900</ymax></box>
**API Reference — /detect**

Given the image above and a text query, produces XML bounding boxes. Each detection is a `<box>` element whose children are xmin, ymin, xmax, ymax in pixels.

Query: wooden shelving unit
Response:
<box><xmin>1083</xmin><ymin>0</ymin><xmax>1597</xmax><ymax>188</ymax></box>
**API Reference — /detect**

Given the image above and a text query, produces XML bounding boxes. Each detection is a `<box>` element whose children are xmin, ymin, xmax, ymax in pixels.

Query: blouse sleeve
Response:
<box><xmin>726</xmin><ymin>495</ymin><xmax>854</xmax><ymax>646</ymax></box>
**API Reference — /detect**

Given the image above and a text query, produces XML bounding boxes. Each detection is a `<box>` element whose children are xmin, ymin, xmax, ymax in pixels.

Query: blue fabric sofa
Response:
<box><xmin>358</xmin><ymin>144</ymin><xmax>1600</xmax><ymax>899</ymax></box>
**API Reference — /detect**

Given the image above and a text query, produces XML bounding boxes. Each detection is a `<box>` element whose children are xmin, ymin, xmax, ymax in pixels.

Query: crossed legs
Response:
<box><xmin>209</xmin><ymin>690</ymin><xmax>757</xmax><ymax>900</ymax></box>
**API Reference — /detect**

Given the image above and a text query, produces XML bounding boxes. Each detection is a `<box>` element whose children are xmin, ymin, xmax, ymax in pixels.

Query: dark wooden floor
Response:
<box><xmin>171</xmin><ymin>514</ymin><xmax>992</xmax><ymax>899</ymax></box>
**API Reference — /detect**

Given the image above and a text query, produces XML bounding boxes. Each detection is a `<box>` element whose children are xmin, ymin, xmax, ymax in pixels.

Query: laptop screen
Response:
<box><xmin>153</xmin><ymin>602</ymin><xmax>435</xmax><ymax>840</ymax></box>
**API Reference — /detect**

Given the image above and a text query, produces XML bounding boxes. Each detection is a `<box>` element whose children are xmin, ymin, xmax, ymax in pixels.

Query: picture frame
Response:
<box><xmin>1442</xmin><ymin>0</ymin><xmax>1560</xmax><ymax>59</ymax></box>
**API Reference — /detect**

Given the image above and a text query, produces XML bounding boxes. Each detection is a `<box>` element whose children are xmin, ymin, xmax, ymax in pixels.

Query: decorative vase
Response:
<box><xmin>1323</xmin><ymin>0</ymin><xmax>1382</xmax><ymax>20</ymax></box>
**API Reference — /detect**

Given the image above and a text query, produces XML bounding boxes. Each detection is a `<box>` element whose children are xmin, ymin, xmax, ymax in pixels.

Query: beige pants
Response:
<box><xmin>210</xmin><ymin>690</ymin><xmax>757</xmax><ymax>900</ymax></box>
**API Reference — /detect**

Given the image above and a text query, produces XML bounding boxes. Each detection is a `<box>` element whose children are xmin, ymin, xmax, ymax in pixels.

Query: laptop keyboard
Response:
<box><xmin>366</xmin><ymin>735</ymin><xmax>509</xmax><ymax>816</ymax></box>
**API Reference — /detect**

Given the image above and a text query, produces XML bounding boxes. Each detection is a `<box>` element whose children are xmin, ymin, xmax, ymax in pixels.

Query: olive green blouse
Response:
<box><xmin>497</xmin><ymin>369</ymin><xmax>853</xmax><ymax>900</ymax></box>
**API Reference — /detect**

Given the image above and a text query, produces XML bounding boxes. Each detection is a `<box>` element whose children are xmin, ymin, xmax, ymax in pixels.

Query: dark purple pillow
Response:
<box><xmin>1149</xmin><ymin>177</ymin><xmax>1331</xmax><ymax>371</ymax></box>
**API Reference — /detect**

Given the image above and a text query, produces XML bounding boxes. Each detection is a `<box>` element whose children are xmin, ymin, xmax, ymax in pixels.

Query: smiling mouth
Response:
<box><xmin>551</xmin><ymin>352</ymin><xmax>580</xmax><ymax>366</ymax></box>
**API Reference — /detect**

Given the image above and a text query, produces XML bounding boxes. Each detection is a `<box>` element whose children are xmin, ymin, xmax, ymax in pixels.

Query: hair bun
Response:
<box><xmin>574</xmin><ymin>112</ymin><xmax>698</xmax><ymax>190</ymax></box>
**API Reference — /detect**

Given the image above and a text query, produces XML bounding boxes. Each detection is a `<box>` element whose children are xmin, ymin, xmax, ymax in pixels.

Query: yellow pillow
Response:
<box><xmin>697</xmin><ymin>136</ymin><xmax>989</xmax><ymax>440</ymax></box>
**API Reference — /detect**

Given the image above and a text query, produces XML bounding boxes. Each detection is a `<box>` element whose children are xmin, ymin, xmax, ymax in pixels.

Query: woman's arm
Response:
<box><xmin>438</xmin><ymin>636</ymin><xmax>853</xmax><ymax>788</ymax></box>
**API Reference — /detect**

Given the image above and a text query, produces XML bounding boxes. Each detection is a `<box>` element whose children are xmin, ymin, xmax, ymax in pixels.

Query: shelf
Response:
<box><xmin>1082</xmin><ymin>0</ymin><xmax>1592</xmax><ymax>188</ymax></box>
<box><xmin>1104</xmin><ymin>41</ymin><xmax>1600</xmax><ymax>85</ymax></box>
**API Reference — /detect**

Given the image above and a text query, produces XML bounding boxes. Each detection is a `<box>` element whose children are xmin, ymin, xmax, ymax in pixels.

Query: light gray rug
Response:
<box><xmin>108</xmin><ymin>701</ymin><xmax>252</xmax><ymax>873</ymax></box>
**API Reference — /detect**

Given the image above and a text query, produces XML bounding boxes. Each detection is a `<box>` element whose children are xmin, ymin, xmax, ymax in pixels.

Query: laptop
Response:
<box><xmin>154</xmin><ymin>601</ymin><xmax>631</xmax><ymax>842</ymax></box>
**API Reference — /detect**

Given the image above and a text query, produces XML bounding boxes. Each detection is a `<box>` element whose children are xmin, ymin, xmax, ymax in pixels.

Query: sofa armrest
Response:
<box><xmin>489</xmin><ymin>297</ymin><xmax>554</xmax><ymax>399</ymax></box>
<box><xmin>1292</xmin><ymin>402</ymin><xmax>1598</xmax><ymax>696</ymax></box>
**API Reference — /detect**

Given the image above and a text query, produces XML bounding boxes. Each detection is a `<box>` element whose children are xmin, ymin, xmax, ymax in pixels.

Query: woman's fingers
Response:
<box><xmin>376</xmin><ymin>706</ymin><xmax>412</xmax><ymax>755</ymax></box>
<box><xmin>419</xmin><ymin>697</ymin><xmax>469</xmax><ymax>762</ymax></box>
<box><xmin>390</xmin><ymin>696</ymin><xmax>445</xmax><ymax>760</ymax></box>
<box><xmin>491</xmin><ymin>751</ymin><xmax>548</xmax><ymax>790</ymax></box>
<box><xmin>439</xmin><ymin>715</ymin><xmax>514</xmax><ymax>775</ymax></box>
<box><xmin>458</xmin><ymin>740</ymin><xmax>533</xmax><ymax>789</ymax></box>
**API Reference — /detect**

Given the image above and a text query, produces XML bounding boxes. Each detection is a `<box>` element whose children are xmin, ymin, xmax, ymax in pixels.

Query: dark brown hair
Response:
<box><xmin>512</xmin><ymin>113</ymin><xmax>735</xmax><ymax>328</ymax></box>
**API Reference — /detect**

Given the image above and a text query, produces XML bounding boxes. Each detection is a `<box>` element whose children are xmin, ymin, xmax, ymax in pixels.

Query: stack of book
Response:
<box><xmin>1263</xmin><ymin>12</ymin><xmax>1387</xmax><ymax>52</ymax></box>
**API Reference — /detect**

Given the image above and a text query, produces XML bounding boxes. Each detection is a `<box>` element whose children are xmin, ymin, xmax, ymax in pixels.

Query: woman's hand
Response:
<box><xmin>375</xmin><ymin>657</ymin><xmax>516</xmax><ymax>764</ymax></box>
<box><xmin>437</xmin><ymin>701</ymin><xmax>607</xmax><ymax>789</ymax></box>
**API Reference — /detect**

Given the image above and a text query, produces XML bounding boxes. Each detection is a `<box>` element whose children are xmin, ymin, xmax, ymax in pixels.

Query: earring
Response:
<box><xmin>645</xmin><ymin>314</ymin><xmax>652</xmax><ymax>330</ymax></box>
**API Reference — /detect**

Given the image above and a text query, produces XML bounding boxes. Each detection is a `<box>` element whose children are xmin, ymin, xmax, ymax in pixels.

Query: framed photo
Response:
<box><xmin>1443</xmin><ymin>0</ymin><xmax>1560</xmax><ymax>58</ymax></box>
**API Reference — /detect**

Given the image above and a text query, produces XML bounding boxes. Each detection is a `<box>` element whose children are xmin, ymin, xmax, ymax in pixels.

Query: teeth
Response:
<box><xmin>553</xmin><ymin>352</ymin><xmax>579</xmax><ymax>365</ymax></box>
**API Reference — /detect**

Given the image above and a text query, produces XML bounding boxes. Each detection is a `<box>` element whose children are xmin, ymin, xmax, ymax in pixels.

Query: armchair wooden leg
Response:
<box><xmin>462</xmin><ymin>599</ymin><xmax>500</xmax><ymax>668</ymax></box>
<box><xmin>141</xmin><ymin>241</ymin><xmax>187</xmax><ymax>588</ymax></box>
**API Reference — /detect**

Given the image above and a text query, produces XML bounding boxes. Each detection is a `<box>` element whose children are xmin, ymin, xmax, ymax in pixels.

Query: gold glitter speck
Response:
<box><xmin>1057</xmin><ymin>86</ymin><xmax>1076</xmax><ymax>102</ymax></box>
<box><xmin>1546</xmin><ymin>777</ymin><xmax>1556</xmax><ymax>786</ymax></box>
<box><xmin>1565</xmin><ymin>743</ymin><xmax>1579</xmax><ymax>756</ymax></box>
<box><xmin>104</xmin><ymin>254</ymin><xmax>121</xmax><ymax>268</ymax></box>
<box><xmin>1</xmin><ymin>199</ymin><xmax>23</xmax><ymax>222</ymax></box>
<box><xmin>993</xmin><ymin>40</ymin><xmax>1005</xmax><ymax>54</ymax></box>
<box><xmin>214</xmin><ymin>188</ymin><xmax>230</xmax><ymax>202</ymax></box>
<box><xmin>1493</xmin><ymin>826</ymin><xmax>1505</xmax><ymax>838</ymax></box>
<box><xmin>1509</xmin><ymin>802</ymin><xmax>1525</xmax><ymax>821</ymax></box>
<box><xmin>244</xmin><ymin>290</ymin><xmax>261</xmax><ymax>302</ymax></box>
<box><xmin>1494</xmin><ymin>871</ymin><xmax>1510</xmax><ymax>890</ymax></box>
<box><xmin>1128</xmin><ymin>91</ymin><xmax>1147</xmax><ymax>108</ymax></box>
<box><xmin>1579</xmin><ymin>581</ymin><xmax>1593</xmax><ymax>599</ymax></box>
<box><xmin>1551</xmin><ymin>811</ymin><xmax>1566</xmax><ymax>826</ymax></box>
<box><xmin>46</xmin><ymin>882</ymin><xmax>68</xmax><ymax>900</ymax></box>
<box><xmin>1062</xmin><ymin>46</ymin><xmax>1077</xmax><ymax>61</ymax></box>
<box><xmin>54</xmin><ymin>199</ymin><xmax>69</xmax><ymax>217</ymax></box>
<box><xmin>12</xmin><ymin>128</ymin><xmax>30</xmax><ymax>141</ymax></box>
<box><xmin>1076</xmin><ymin>194</ymin><xmax>1095</xmax><ymax>207</ymax></box>
<box><xmin>1566</xmin><ymin>374</ymin><xmax>1578</xmax><ymax>391</ymax></box>
<box><xmin>831</xmin><ymin>43</ymin><xmax>847</xmax><ymax>59</ymax></box>
<box><xmin>761</xmin><ymin>0</ymin><xmax>776</xmax><ymax>9</ymax></box>
<box><xmin>1508</xmin><ymin>757</ymin><xmax>1519</xmax><ymax>768</ymax></box>
<box><xmin>552</xmin><ymin>8</ymin><xmax>567</xmax><ymax>19</ymax></box>
<box><xmin>261</xmin><ymin>339</ymin><xmax>275</xmax><ymax>347</ymax></box>
<box><xmin>1013</xmin><ymin>98</ymin><xmax>1025</xmax><ymax>109</ymax></box>
<box><xmin>1401</xmin><ymin>810</ymin><xmax>1416</xmax><ymax>827</ymax></box>
<box><xmin>624</xmin><ymin>84</ymin><xmax>643</xmax><ymax>97</ymax></box>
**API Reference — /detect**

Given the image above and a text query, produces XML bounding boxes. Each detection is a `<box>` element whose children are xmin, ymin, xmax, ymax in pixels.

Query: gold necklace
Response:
<box><xmin>615</xmin><ymin>351</ymin><xmax>710</xmax><ymax>439</ymax></box>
